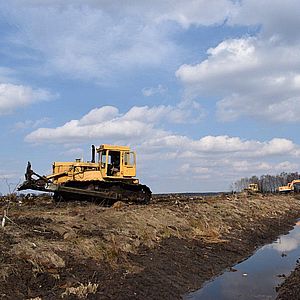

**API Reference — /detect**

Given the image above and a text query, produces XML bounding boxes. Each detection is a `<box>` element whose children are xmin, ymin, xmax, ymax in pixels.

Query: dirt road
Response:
<box><xmin>1</xmin><ymin>193</ymin><xmax>300</xmax><ymax>299</ymax></box>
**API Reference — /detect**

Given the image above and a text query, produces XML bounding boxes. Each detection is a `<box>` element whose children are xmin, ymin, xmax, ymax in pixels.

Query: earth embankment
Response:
<box><xmin>0</xmin><ymin>193</ymin><xmax>300</xmax><ymax>299</ymax></box>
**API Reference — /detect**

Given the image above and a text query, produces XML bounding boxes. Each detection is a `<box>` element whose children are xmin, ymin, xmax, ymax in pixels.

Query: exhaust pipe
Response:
<box><xmin>91</xmin><ymin>145</ymin><xmax>95</xmax><ymax>163</ymax></box>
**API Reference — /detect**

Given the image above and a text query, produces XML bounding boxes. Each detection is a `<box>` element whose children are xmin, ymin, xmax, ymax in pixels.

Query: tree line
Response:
<box><xmin>232</xmin><ymin>172</ymin><xmax>300</xmax><ymax>193</ymax></box>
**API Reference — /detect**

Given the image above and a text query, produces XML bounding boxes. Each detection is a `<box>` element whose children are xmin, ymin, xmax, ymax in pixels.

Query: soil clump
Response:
<box><xmin>276</xmin><ymin>262</ymin><xmax>300</xmax><ymax>300</ymax></box>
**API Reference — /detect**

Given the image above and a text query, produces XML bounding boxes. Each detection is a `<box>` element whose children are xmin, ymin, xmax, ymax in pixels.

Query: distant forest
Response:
<box><xmin>232</xmin><ymin>172</ymin><xmax>300</xmax><ymax>193</ymax></box>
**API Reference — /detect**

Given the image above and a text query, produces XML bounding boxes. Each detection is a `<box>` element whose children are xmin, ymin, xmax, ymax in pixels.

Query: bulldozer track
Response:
<box><xmin>54</xmin><ymin>180</ymin><xmax>151</xmax><ymax>204</ymax></box>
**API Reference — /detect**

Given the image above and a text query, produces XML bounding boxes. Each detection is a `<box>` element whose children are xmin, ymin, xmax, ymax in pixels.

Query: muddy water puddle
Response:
<box><xmin>186</xmin><ymin>220</ymin><xmax>300</xmax><ymax>300</ymax></box>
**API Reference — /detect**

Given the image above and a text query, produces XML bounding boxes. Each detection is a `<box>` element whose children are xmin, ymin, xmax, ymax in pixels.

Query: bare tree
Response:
<box><xmin>233</xmin><ymin>172</ymin><xmax>299</xmax><ymax>193</ymax></box>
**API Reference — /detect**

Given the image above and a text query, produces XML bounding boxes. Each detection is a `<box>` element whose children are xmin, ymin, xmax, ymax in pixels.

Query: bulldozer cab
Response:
<box><xmin>97</xmin><ymin>144</ymin><xmax>136</xmax><ymax>178</ymax></box>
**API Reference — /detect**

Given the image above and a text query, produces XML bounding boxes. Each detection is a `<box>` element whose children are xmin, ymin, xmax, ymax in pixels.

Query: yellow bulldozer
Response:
<box><xmin>244</xmin><ymin>183</ymin><xmax>259</xmax><ymax>193</ymax></box>
<box><xmin>18</xmin><ymin>144</ymin><xmax>151</xmax><ymax>204</ymax></box>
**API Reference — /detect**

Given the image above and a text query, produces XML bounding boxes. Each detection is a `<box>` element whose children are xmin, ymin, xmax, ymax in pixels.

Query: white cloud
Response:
<box><xmin>142</xmin><ymin>84</ymin><xmax>167</xmax><ymax>97</ymax></box>
<box><xmin>192</xmin><ymin>135</ymin><xmax>254</xmax><ymax>153</ymax></box>
<box><xmin>1</xmin><ymin>1</ymin><xmax>237</xmax><ymax>81</ymax></box>
<box><xmin>272</xmin><ymin>234</ymin><xmax>300</xmax><ymax>252</ymax></box>
<box><xmin>230</xmin><ymin>160</ymin><xmax>299</xmax><ymax>173</ymax></box>
<box><xmin>176</xmin><ymin>37</ymin><xmax>300</xmax><ymax>122</ymax></box>
<box><xmin>2</xmin><ymin>1</ymin><xmax>300</xmax><ymax>119</ymax></box>
<box><xmin>25</xmin><ymin>106</ymin><xmax>161</xmax><ymax>144</ymax></box>
<box><xmin>147</xmin><ymin>0</ymin><xmax>236</xmax><ymax>28</ymax></box>
<box><xmin>13</xmin><ymin>118</ymin><xmax>50</xmax><ymax>130</ymax></box>
<box><xmin>177</xmin><ymin>38</ymin><xmax>258</xmax><ymax>87</ymax></box>
<box><xmin>79</xmin><ymin>106</ymin><xmax>119</xmax><ymax>125</ymax></box>
<box><xmin>0</xmin><ymin>83</ymin><xmax>55</xmax><ymax>115</ymax></box>
<box><xmin>143</xmin><ymin>135</ymin><xmax>299</xmax><ymax>158</ymax></box>
<box><xmin>123</xmin><ymin>101</ymin><xmax>204</xmax><ymax>124</ymax></box>
<box><xmin>26</xmin><ymin>105</ymin><xmax>300</xmax><ymax>160</ymax></box>
<box><xmin>258</xmin><ymin>138</ymin><xmax>296</xmax><ymax>156</ymax></box>
<box><xmin>173</xmin><ymin>1</ymin><xmax>300</xmax><ymax>123</ymax></box>
<box><xmin>25</xmin><ymin>102</ymin><xmax>205</xmax><ymax>144</ymax></box>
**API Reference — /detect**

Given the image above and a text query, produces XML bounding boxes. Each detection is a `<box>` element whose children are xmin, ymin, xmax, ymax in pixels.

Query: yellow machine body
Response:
<box><xmin>48</xmin><ymin>144</ymin><xmax>139</xmax><ymax>185</ymax></box>
<box><xmin>18</xmin><ymin>144</ymin><xmax>151</xmax><ymax>203</ymax></box>
<box><xmin>244</xmin><ymin>183</ymin><xmax>259</xmax><ymax>193</ymax></box>
<box><xmin>278</xmin><ymin>179</ymin><xmax>300</xmax><ymax>193</ymax></box>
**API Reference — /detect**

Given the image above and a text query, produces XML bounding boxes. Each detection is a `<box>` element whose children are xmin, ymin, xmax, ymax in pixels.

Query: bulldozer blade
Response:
<box><xmin>18</xmin><ymin>162</ymin><xmax>48</xmax><ymax>192</ymax></box>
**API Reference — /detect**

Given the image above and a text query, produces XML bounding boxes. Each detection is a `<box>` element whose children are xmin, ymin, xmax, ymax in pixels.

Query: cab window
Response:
<box><xmin>124</xmin><ymin>152</ymin><xmax>135</xmax><ymax>166</ymax></box>
<box><xmin>100</xmin><ymin>151</ymin><xmax>107</xmax><ymax>167</ymax></box>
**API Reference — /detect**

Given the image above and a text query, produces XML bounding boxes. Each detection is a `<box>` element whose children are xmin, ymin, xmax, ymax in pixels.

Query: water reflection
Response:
<box><xmin>272</xmin><ymin>235</ymin><xmax>300</xmax><ymax>252</ymax></box>
<box><xmin>186</xmin><ymin>221</ymin><xmax>300</xmax><ymax>300</ymax></box>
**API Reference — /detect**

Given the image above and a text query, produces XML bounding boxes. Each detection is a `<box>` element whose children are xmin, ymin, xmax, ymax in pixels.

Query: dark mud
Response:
<box><xmin>99</xmin><ymin>212</ymin><xmax>300</xmax><ymax>300</ymax></box>
<box><xmin>2</xmin><ymin>220</ymin><xmax>297</xmax><ymax>300</ymax></box>
<box><xmin>277</xmin><ymin>264</ymin><xmax>300</xmax><ymax>300</ymax></box>
<box><xmin>0</xmin><ymin>194</ymin><xmax>300</xmax><ymax>299</ymax></box>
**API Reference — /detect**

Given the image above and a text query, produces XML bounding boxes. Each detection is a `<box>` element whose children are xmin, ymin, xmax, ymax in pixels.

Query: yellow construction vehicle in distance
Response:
<box><xmin>277</xmin><ymin>179</ymin><xmax>300</xmax><ymax>193</ymax></box>
<box><xmin>244</xmin><ymin>183</ymin><xmax>259</xmax><ymax>193</ymax></box>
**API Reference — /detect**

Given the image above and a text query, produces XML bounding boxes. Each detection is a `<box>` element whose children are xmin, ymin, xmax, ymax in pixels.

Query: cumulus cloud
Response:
<box><xmin>143</xmin><ymin>134</ymin><xmax>299</xmax><ymax>158</ymax></box>
<box><xmin>124</xmin><ymin>101</ymin><xmax>204</xmax><ymax>124</ymax></box>
<box><xmin>172</xmin><ymin>1</ymin><xmax>300</xmax><ymax>123</ymax></box>
<box><xmin>177</xmin><ymin>37</ymin><xmax>300</xmax><ymax>122</ymax></box>
<box><xmin>257</xmin><ymin>138</ymin><xmax>296</xmax><ymax>156</ymax></box>
<box><xmin>26</xmin><ymin>105</ymin><xmax>300</xmax><ymax>160</ymax></box>
<box><xmin>0</xmin><ymin>83</ymin><xmax>55</xmax><ymax>115</ymax></box>
<box><xmin>24</xmin><ymin>105</ymin><xmax>180</xmax><ymax>143</ymax></box>
<box><xmin>25</xmin><ymin>102</ymin><xmax>205</xmax><ymax>143</ymax></box>
<box><xmin>231</xmin><ymin>160</ymin><xmax>299</xmax><ymax>173</ymax></box>
<box><xmin>2</xmin><ymin>1</ymin><xmax>300</xmax><ymax>120</ymax></box>
<box><xmin>178</xmin><ymin>159</ymin><xmax>298</xmax><ymax>179</ymax></box>
<box><xmin>79</xmin><ymin>106</ymin><xmax>119</xmax><ymax>125</ymax></box>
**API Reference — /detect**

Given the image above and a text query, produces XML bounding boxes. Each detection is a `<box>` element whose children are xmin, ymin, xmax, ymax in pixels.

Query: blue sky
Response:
<box><xmin>1</xmin><ymin>0</ymin><xmax>300</xmax><ymax>194</ymax></box>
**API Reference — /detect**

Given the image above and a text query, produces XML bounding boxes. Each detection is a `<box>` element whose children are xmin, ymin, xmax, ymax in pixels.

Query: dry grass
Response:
<box><xmin>0</xmin><ymin>266</ymin><xmax>11</xmax><ymax>281</ymax></box>
<box><xmin>61</xmin><ymin>282</ymin><xmax>99</xmax><ymax>299</ymax></box>
<box><xmin>12</xmin><ymin>241</ymin><xmax>65</xmax><ymax>273</ymax></box>
<box><xmin>3</xmin><ymin>194</ymin><xmax>300</xmax><ymax>275</ymax></box>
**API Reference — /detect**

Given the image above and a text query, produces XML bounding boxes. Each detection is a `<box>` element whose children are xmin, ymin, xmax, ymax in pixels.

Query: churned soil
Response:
<box><xmin>276</xmin><ymin>263</ymin><xmax>300</xmax><ymax>300</ymax></box>
<box><xmin>0</xmin><ymin>193</ymin><xmax>300</xmax><ymax>299</ymax></box>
